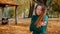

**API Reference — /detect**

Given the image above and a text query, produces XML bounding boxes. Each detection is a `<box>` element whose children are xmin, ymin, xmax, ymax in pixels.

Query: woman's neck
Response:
<box><xmin>36</xmin><ymin>15</ymin><xmax>40</xmax><ymax>17</ymax></box>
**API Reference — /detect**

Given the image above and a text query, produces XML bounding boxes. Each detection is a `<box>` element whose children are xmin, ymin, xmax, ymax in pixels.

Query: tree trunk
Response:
<box><xmin>28</xmin><ymin>2</ymin><xmax>35</xmax><ymax>18</ymax></box>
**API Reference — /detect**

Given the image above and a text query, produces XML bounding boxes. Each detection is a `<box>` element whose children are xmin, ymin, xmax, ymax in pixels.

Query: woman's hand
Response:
<box><xmin>41</xmin><ymin>21</ymin><xmax>47</xmax><ymax>26</ymax></box>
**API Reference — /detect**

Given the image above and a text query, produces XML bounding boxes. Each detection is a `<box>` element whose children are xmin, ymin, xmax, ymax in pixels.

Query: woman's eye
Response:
<box><xmin>37</xmin><ymin>9</ymin><xmax>41</xmax><ymax>11</ymax></box>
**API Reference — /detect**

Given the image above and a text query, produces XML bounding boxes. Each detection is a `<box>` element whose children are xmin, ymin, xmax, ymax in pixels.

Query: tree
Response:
<box><xmin>28</xmin><ymin>1</ymin><xmax>35</xmax><ymax>18</ymax></box>
<box><xmin>52</xmin><ymin>0</ymin><xmax>60</xmax><ymax>12</ymax></box>
<box><xmin>52</xmin><ymin>0</ymin><xmax>60</xmax><ymax>17</ymax></box>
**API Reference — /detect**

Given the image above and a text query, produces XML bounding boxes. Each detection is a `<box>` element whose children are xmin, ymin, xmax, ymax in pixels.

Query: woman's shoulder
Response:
<box><xmin>44</xmin><ymin>15</ymin><xmax>48</xmax><ymax>19</ymax></box>
<box><xmin>31</xmin><ymin>15</ymin><xmax>38</xmax><ymax>20</ymax></box>
<box><xmin>31</xmin><ymin>15</ymin><xmax>35</xmax><ymax>19</ymax></box>
<box><xmin>44</xmin><ymin>15</ymin><xmax>48</xmax><ymax>18</ymax></box>
<box><xmin>32</xmin><ymin>15</ymin><xmax>37</xmax><ymax>17</ymax></box>
<box><xmin>32</xmin><ymin>15</ymin><xmax>38</xmax><ymax>18</ymax></box>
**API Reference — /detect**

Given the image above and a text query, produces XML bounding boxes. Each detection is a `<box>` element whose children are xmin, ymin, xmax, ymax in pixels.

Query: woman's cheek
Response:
<box><xmin>36</xmin><ymin>11</ymin><xmax>39</xmax><ymax>15</ymax></box>
<box><xmin>39</xmin><ymin>11</ymin><xmax>41</xmax><ymax>14</ymax></box>
<box><xmin>36</xmin><ymin>11</ymin><xmax>40</xmax><ymax>15</ymax></box>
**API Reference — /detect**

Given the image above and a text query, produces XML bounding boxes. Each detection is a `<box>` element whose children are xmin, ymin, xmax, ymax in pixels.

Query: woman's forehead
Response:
<box><xmin>37</xmin><ymin>6</ymin><xmax>42</xmax><ymax>9</ymax></box>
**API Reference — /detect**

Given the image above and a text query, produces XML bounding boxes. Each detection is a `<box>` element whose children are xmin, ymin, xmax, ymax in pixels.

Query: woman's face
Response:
<box><xmin>36</xmin><ymin>6</ymin><xmax>42</xmax><ymax>16</ymax></box>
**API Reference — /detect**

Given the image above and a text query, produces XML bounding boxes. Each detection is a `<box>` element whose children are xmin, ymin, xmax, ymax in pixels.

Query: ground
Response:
<box><xmin>0</xmin><ymin>18</ymin><xmax>60</xmax><ymax>34</ymax></box>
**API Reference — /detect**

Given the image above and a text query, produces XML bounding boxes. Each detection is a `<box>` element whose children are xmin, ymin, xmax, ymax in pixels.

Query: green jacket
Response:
<box><xmin>30</xmin><ymin>15</ymin><xmax>48</xmax><ymax>33</ymax></box>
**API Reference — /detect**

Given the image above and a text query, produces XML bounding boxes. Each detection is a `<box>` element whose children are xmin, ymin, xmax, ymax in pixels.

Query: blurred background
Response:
<box><xmin>0</xmin><ymin>0</ymin><xmax>60</xmax><ymax>34</ymax></box>
<box><xmin>0</xmin><ymin>0</ymin><xmax>59</xmax><ymax>18</ymax></box>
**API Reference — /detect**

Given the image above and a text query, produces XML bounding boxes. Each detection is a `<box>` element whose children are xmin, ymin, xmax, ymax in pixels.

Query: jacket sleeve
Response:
<box><xmin>30</xmin><ymin>16</ymin><xmax>39</xmax><ymax>32</ymax></box>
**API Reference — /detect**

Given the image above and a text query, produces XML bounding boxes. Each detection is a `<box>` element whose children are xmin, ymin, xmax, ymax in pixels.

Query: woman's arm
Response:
<box><xmin>30</xmin><ymin>15</ymin><xmax>39</xmax><ymax>32</ymax></box>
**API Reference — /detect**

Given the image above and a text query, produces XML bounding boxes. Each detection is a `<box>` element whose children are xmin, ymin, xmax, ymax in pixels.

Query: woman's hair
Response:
<box><xmin>35</xmin><ymin>3</ymin><xmax>47</xmax><ymax>15</ymax></box>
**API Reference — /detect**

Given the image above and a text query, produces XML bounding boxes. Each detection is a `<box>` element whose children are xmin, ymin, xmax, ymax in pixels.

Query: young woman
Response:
<box><xmin>30</xmin><ymin>4</ymin><xmax>48</xmax><ymax>34</ymax></box>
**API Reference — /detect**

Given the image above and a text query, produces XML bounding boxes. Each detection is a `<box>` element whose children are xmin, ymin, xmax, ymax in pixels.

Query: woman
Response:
<box><xmin>30</xmin><ymin>4</ymin><xmax>48</xmax><ymax>34</ymax></box>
